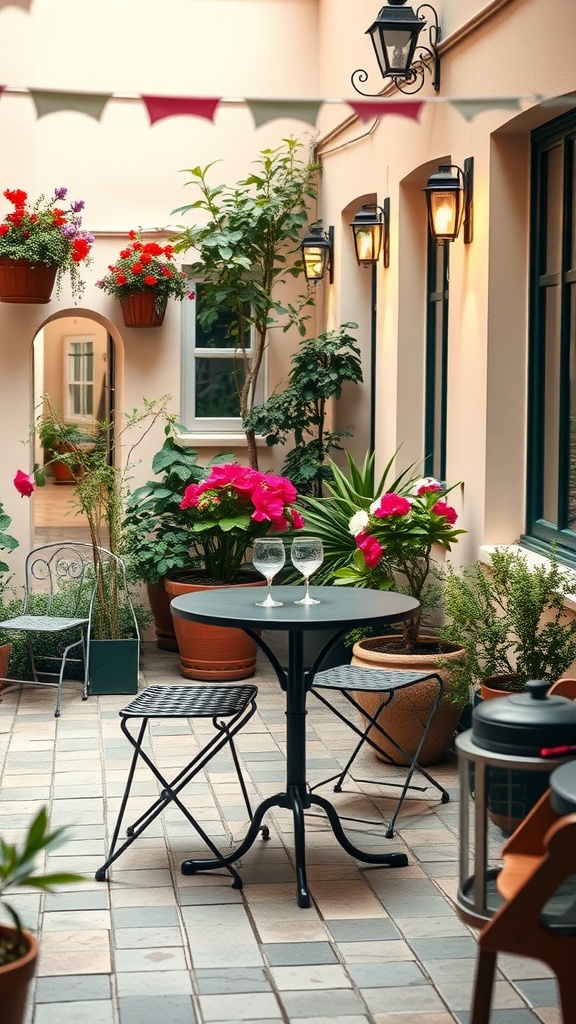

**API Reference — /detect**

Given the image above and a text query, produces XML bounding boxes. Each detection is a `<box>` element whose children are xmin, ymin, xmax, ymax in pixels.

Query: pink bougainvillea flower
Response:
<box><xmin>291</xmin><ymin>509</ymin><xmax>305</xmax><ymax>530</ymax></box>
<box><xmin>251</xmin><ymin>489</ymin><xmax>288</xmax><ymax>525</ymax></box>
<box><xmin>14</xmin><ymin>469</ymin><xmax>35</xmax><ymax>497</ymax></box>
<box><xmin>356</xmin><ymin>530</ymin><xmax>383</xmax><ymax>569</ymax></box>
<box><xmin>180</xmin><ymin>482</ymin><xmax>203</xmax><ymax>509</ymax></box>
<box><xmin>372</xmin><ymin>493</ymin><xmax>411</xmax><ymax>518</ymax></box>
<box><xmin>431</xmin><ymin>500</ymin><xmax>458</xmax><ymax>524</ymax></box>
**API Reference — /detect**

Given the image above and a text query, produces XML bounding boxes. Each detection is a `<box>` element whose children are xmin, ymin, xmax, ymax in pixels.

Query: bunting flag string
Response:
<box><xmin>0</xmin><ymin>84</ymin><xmax>541</xmax><ymax>127</ymax></box>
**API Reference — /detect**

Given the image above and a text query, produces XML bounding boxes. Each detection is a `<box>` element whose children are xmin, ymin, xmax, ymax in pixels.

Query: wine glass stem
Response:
<box><xmin>267</xmin><ymin>578</ymin><xmax>273</xmax><ymax>602</ymax></box>
<box><xmin>304</xmin><ymin>576</ymin><xmax>310</xmax><ymax>601</ymax></box>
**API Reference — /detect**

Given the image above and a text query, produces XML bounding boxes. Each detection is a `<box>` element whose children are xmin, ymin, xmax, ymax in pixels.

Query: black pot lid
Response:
<box><xmin>550</xmin><ymin>761</ymin><xmax>576</xmax><ymax>816</ymax></box>
<box><xmin>472</xmin><ymin>679</ymin><xmax>576</xmax><ymax>757</ymax></box>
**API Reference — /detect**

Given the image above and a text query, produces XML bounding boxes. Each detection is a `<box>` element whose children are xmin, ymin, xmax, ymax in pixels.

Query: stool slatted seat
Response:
<box><xmin>310</xmin><ymin>665</ymin><xmax>450</xmax><ymax>837</ymax></box>
<box><xmin>95</xmin><ymin>683</ymin><xmax>264</xmax><ymax>888</ymax></box>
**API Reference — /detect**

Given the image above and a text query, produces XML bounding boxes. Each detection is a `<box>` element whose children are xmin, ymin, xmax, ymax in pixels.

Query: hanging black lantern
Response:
<box><xmin>301</xmin><ymin>226</ymin><xmax>334</xmax><ymax>283</ymax></box>
<box><xmin>352</xmin><ymin>1</ymin><xmax>440</xmax><ymax>96</ymax></box>
<box><xmin>423</xmin><ymin>159</ymin><xmax>474</xmax><ymax>243</ymax></box>
<box><xmin>350</xmin><ymin>200</ymin><xmax>390</xmax><ymax>268</ymax></box>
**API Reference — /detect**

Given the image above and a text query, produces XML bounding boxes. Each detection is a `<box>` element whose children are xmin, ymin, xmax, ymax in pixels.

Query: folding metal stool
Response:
<box><xmin>310</xmin><ymin>666</ymin><xmax>450</xmax><ymax>837</ymax></box>
<box><xmin>95</xmin><ymin>684</ymin><xmax>265</xmax><ymax>888</ymax></box>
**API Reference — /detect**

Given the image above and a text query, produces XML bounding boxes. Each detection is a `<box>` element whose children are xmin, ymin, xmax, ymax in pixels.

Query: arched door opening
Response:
<box><xmin>32</xmin><ymin>313</ymin><xmax>115</xmax><ymax>546</ymax></box>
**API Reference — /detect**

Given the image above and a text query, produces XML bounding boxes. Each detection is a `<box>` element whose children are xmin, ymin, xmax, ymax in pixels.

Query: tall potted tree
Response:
<box><xmin>171</xmin><ymin>137</ymin><xmax>319</xmax><ymax>468</ymax></box>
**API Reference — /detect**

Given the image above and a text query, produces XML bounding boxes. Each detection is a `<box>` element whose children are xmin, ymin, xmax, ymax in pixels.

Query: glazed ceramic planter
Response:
<box><xmin>166</xmin><ymin>573</ymin><xmax>264</xmax><ymax>681</ymax></box>
<box><xmin>88</xmin><ymin>638</ymin><xmax>139</xmax><ymax>695</ymax></box>
<box><xmin>0</xmin><ymin>258</ymin><xmax>57</xmax><ymax>303</ymax></box>
<box><xmin>351</xmin><ymin>635</ymin><xmax>466</xmax><ymax>766</ymax></box>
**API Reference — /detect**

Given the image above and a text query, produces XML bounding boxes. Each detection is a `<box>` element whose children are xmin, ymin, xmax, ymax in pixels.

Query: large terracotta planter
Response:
<box><xmin>165</xmin><ymin>573</ymin><xmax>264</xmax><ymax>681</ymax></box>
<box><xmin>0</xmin><ymin>927</ymin><xmax>38</xmax><ymax>1024</ymax></box>
<box><xmin>351</xmin><ymin>635</ymin><xmax>466</xmax><ymax>766</ymax></box>
<box><xmin>0</xmin><ymin>258</ymin><xmax>57</xmax><ymax>303</ymax></box>
<box><xmin>146</xmin><ymin>579</ymin><xmax>178</xmax><ymax>651</ymax></box>
<box><xmin>0</xmin><ymin>642</ymin><xmax>11</xmax><ymax>692</ymax></box>
<box><xmin>120</xmin><ymin>292</ymin><xmax>167</xmax><ymax>327</ymax></box>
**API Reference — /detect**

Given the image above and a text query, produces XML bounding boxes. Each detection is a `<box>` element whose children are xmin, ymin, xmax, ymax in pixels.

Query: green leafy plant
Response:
<box><xmin>244</xmin><ymin>323</ymin><xmax>363</xmax><ymax>495</ymax></box>
<box><xmin>0</xmin><ymin>500</ymin><xmax>18</xmax><ymax>581</ymax></box>
<box><xmin>122</xmin><ymin>421</ymin><xmax>230</xmax><ymax>586</ymax></box>
<box><xmin>439</xmin><ymin>547</ymin><xmax>576</xmax><ymax>707</ymax></box>
<box><xmin>96</xmin><ymin>231</ymin><xmax>192</xmax><ymax>313</ymax></box>
<box><xmin>171</xmin><ymin>137</ymin><xmax>319</xmax><ymax>468</ymax></box>
<box><xmin>0</xmin><ymin>187</ymin><xmax>92</xmax><ymax>301</ymax></box>
<box><xmin>0</xmin><ymin>806</ymin><xmax>83</xmax><ymax>965</ymax></box>
<box><xmin>31</xmin><ymin>394</ymin><xmax>170</xmax><ymax>640</ymax></box>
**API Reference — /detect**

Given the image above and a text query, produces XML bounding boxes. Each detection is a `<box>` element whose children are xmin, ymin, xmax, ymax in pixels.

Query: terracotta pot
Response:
<box><xmin>0</xmin><ymin>642</ymin><xmax>11</xmax><ymax>692</ymax></box>
<box><xmin>351</xmin><ymin>635</ymin><xmax>466</xmax><ymax>766</ymax></box>
<box><xmin>0</xmin><ymin>927</ymin><xmax>38</xmax><ymax>1024</ymax></box>
<box><xmin>480</xmin><ymin>674</ymin><xmax>523</xmax><ymax>700</ymax></box>
<box><xmin>120</xmin><ymin>292</ymin><xmax>167</xmax><ymax>327</ymax></box>
<box><xmin>50</xmin><ymin>441</ymin><xmax>96</xmax><ymax>484</ymax></box>
<box><xmin>146</xmin><ymin>579</ymin><xmax>178</xmax><ymax>651</ymax></box>
<box><xmin>165</xmin><ymin>573</ymin><xmax>264</xmax><ymax>681</ymax></box>
<box><xmin>0</xmin><ymin>258</ymin><xmax>57</xmax><ymax>303</ymax></box>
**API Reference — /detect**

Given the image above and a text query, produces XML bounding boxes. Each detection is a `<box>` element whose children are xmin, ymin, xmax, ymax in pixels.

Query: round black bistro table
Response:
<box><xmin>171</xmin><ymin>584</ymin><xmax>420</xmax><ymax>907</ymax></box>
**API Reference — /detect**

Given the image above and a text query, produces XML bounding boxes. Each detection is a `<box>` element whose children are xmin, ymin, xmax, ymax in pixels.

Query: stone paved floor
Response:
<box><xmin>0</xmin><ymin>644</ymin><xmax>560</xmax><ymax>1024</ymax></box>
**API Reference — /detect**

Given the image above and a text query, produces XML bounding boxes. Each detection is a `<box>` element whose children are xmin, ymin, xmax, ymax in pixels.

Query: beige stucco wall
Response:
<box><xmin>313</xmin><ymin>0</ymin><xmax>576</xmax><ymax>569</ymax></box>
<box><xmin>1</xmin><ymin>0</ymin><xmax>576</xmax><ymax>588</ymax></box>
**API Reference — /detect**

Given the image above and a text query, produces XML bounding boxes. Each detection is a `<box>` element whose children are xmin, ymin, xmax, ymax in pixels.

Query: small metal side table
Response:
<box><xmin>171</xmin><ymin>584</ymin><xmax>420</xmax><ymax>908</ymax></box>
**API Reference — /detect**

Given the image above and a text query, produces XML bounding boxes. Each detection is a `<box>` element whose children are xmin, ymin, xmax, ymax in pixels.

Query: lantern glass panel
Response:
<box><xmin>354</xmin><ymin>222</ymin><xmax>383</xmax><ymax>264</ymax></box>
<box><xmin>383</xmin><ymin>28</ymin><xmax>414</xmax><ymax>71</ymax></box>
<box><xmin>303</xmin><ymin>245</ymin><xmax>327</xmax><ymax>281</ymax></box>
<box><xmin>429</xmin><ymin>192</ymin><xmax>459</xmax><ymax>239</ymax></box>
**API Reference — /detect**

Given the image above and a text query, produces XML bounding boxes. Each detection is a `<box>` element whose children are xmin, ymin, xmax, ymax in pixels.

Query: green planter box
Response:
<box><xmin>88</xmin><ymin>638</ymin><xmax>139</xmax><ymax>695</ymax></box>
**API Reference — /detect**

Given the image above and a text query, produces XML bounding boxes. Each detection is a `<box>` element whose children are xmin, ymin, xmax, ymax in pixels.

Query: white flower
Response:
<box><xmin>369</xmin><ymin>498</ymin><xmax>382</xmax><ymax>514</ymax></box>
<box><xmin>413</xmin><ymin>476</ymin><xmax>441</xmax><ymax>496</ymax></box>
<box><xmin>349</xmin><ymin>510</ymin><xmax>369</xmax><ymax>536</ymax></box>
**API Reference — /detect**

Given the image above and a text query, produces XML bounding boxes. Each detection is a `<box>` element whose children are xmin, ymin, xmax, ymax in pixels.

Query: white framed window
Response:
<box><xmin>180</xmin><ymin>283</ymin><xmax>264</xmax><ymax>433</ymax></box>
<box><xmin>64</xmin><ymin>335</ymin><xmax>94</xmax><ymax>422</ymax></box>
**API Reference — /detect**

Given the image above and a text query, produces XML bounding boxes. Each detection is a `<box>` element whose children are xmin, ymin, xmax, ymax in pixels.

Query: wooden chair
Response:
<box><xmin>470</xmin><ymin>678</ymin><xmax>576</xmax><ymax>1023</ymax></box>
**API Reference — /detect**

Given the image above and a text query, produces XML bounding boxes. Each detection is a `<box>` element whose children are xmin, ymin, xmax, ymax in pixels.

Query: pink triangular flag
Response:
<box><xmin>142</xmin><ymin>95</ymin><xmax>220</xmax><ymax>125</ymax></box>
<box><xmin>349</xmin><ymin>100</ymin><xmax>424</xmax><ymax>123</ymax></box>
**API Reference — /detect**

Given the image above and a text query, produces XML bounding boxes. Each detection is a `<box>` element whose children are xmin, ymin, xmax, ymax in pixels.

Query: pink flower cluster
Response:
<box><xmin>180</xmin><ymin>463</ymin><xmax>304</xmax><ymax>531</ymax></box>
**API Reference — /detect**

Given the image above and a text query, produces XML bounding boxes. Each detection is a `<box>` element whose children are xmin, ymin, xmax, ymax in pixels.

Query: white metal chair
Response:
<box><xmin>0</xmin><ymin>541</ymin><xmax>135</xmax><ymax>716</ymax></box>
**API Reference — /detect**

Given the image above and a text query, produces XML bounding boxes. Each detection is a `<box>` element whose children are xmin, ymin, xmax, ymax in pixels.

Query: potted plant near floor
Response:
<box><xmin>30</xmin><ymin>396</ymin><xmax>169</xmax><ymax>693</ymax></box>
<box><xmin>122</xmin><ymin>421</ymin><xmax>229</xmax><ymax>650</ymax></box>
<box><xmin>294</xmin><ymin>455</ymin><xmax>467</xmax><ymax>764</ymax></box>
<box><xmin>36</xmin><ymin>409</ymin><xmax>96</xmax><ymax>484</ymax></box>
<box><xmin>166</xmin><ymin>462</ymin><xmax>305</xmax><ymax>680</ymax></box>
<box><xmin>96</xmin><ymin>231</ymin><xmax>192</xmax><ymax>327</ymax></box>
<box><xmin>0</xmin><ymin>806</ymin><xmax>83</xmax><ymax>1024</ymax></box>
<box><xmin>0</xmin><ymin>186</ymin><xmax>92</xmax><ymax>303</ymax></box>
<box><xmin>439</xmin><ymin>546</ymin><xmax>576</xmax><ymax>706</ymax></box>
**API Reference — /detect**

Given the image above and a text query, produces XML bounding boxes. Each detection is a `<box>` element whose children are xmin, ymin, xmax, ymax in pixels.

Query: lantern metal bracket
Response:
<box><xmin>351</xmin><ymin>2</ymin><xmax>440</xmax><ymax>98</ymax></box>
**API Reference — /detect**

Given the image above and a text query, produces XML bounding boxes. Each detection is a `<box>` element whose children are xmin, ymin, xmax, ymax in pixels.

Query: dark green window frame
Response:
<box><xmin>525</xmin><ymin>109</ymin><xmax>576</xmax><ymax>560</ymax></box>
<box><xmin>424</xmin><ymin>233</ymin><xmax>449</xmax><ymax>480</ymax></box>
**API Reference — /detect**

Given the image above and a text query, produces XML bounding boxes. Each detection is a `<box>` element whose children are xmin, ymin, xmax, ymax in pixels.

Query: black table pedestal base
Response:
<box><xmin>181</xmin><ymin>785</ymin><xmax>409</xmax><ymax>908</ymax></box>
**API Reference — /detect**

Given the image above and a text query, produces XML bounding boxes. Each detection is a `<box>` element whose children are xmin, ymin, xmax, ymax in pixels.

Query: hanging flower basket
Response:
<box><xmin>0</xmin><ymin>258</ymin><xmax>57</xmax><ymax>304</ymax></box>
<box><xmin>119</xmin><ymin>291</ymin><xmax>167</xmax><ymax>328</ymax></box>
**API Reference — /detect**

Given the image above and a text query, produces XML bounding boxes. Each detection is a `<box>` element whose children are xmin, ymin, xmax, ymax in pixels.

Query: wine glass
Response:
<box><xmin>291</xmin><ymin>537</ymin><xmax>324</xmax><ymax>605</ymax></box>
<box><xmin>252</xmin><ymin>538</ymin><xmax>286</xmax><ymax>607</ymax></box>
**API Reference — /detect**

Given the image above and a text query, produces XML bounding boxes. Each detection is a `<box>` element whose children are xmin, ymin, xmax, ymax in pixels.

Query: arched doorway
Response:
<box><xmin>32</xmin><ymin>313</ymin><xmax>115</xmax><ymax>545</ymax></box>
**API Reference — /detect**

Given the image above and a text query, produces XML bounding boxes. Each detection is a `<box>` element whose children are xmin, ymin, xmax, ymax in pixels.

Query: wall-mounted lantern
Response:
<box><xmin>301</xmin><ymin>226</ymin><xmax>334</xmax><ymax>283</ymax></box>
<box><xmin>352</xmin><ymin>1</ymin><xmax>440</xmax><ymax>97</ymax></box>
<box><xmin>423</xmin><ymin>158</ymin><xmax>474</xmax><ymax>243</ymax></box>
<box><xmin>350</xmin><ymin>200</ymin><xmax>390</xmax><ymax>268</ymax></box>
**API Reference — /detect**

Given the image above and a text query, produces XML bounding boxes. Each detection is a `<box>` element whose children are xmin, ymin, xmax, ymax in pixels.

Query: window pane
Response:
<box><xmin>545</xmin><ymin>144</ymin><xmax>563</xmax><ymax>275</ymax></box>
<box><xmin>569</xmin><ymin>285</ymin><xmax>576</xmax><ymax>529</ymax></box>
<box><xmin>196</xmin><ymin>293</ymin><xmax>249</xmax><ymax>351</ymax></box>
<box><xmin>195</xmin><ymin>357</ymin><xmax>246</xmax><ymax>417</ymax></box>
<box><xmin>542</xmin><ymin>286</ymin><xmax>561</xmax><ymax>523</ymax></box>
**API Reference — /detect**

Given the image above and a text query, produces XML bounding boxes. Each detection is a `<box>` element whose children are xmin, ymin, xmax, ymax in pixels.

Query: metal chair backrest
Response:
<box><xmin>23</xmin><ymin>542</ymin><xmax>94</xmax><ymax>616</ymax></box>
